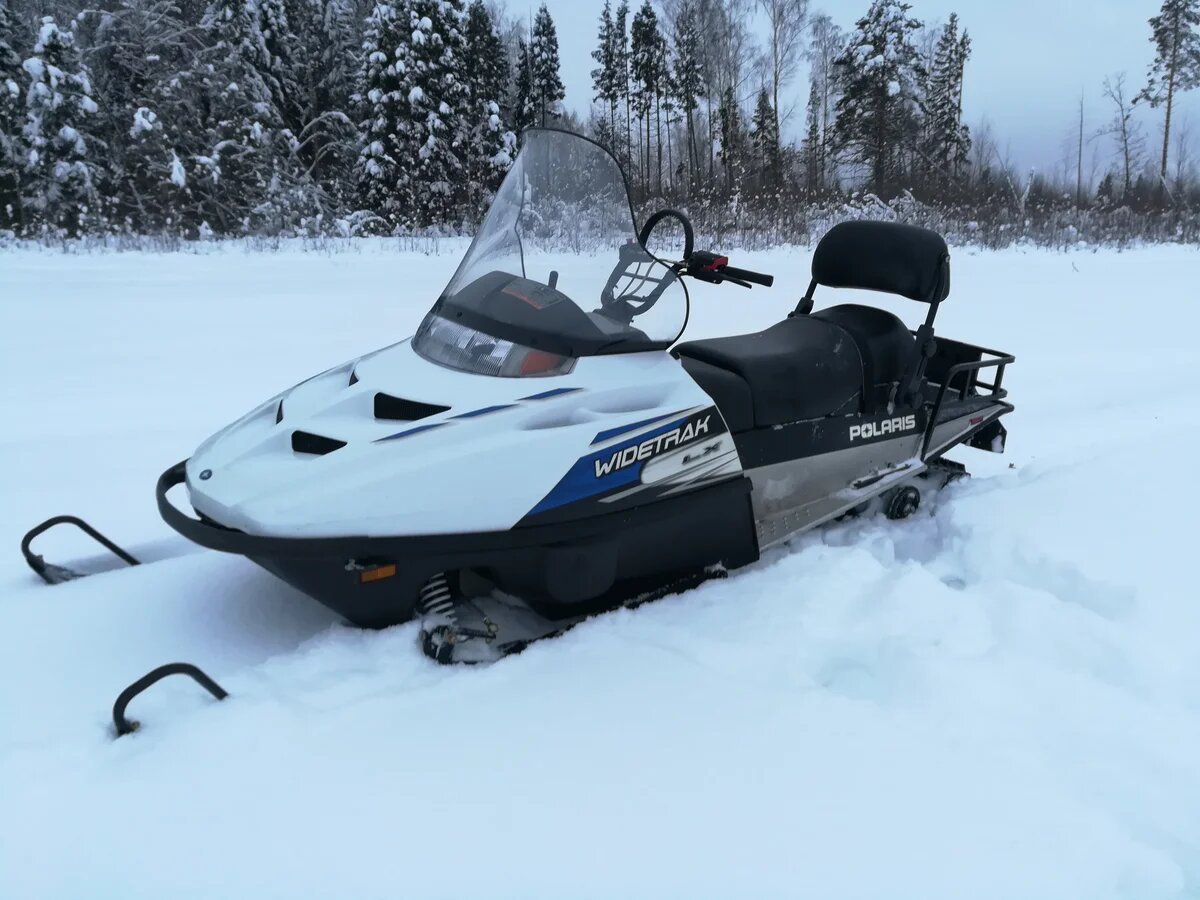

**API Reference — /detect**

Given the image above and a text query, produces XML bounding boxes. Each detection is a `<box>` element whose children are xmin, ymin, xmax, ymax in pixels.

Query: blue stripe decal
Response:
<box><xmin>528</xmin><ymin>414</ymin><xmax>693</xmax><ymax>515</ymax></box>
<box><xmin>591</xmin><ymin>412</ymin><xmax>685</xmax><ymax>445</ymax></box>
<box><xmin>374</xmin><ymin>422</ymin><xmax>448</xmax><ymax>442</ymax></box>
<box><xmin>518</xmin><ymin>387</ymin><xmax>582</xmax><ymax>401</ymax></box>
<box><xmin>452</xmin><ymin>404</ymin><xmax>516</xmax><ymax>419</ymax></box>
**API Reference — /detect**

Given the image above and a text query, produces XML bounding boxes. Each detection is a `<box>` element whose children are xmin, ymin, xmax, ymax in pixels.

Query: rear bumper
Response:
<box><xmin>157</xmin><ymin>461</ymin><xmax>759</xmax><ymax>627</ymax></box>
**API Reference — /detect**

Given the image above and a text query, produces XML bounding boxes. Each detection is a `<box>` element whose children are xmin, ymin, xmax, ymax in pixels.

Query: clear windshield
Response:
<box><xmin>416</xmin><ymin>130</ymin><xmax>688</xmax><ymax>376</ymax></box>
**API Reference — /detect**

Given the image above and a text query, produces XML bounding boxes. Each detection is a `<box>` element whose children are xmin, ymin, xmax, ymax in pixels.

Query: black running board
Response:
<box><xmin>21</xmin><ymin>515</ymin><xmax>140</xmax><ymax>584</ymax></box>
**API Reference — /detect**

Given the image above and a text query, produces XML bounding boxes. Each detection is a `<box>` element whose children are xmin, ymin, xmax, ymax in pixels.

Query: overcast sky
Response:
<box><xmin>531</xmin><ymin>0</ymin><xmax>1200</xmax><ymax>175</ymax></box>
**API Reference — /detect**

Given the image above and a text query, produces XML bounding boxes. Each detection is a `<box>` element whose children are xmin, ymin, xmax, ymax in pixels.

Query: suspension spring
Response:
<box><xmin>419</xmin><ymin>572</ymin><xmax>457</xmax><ymax>624</ymax></box>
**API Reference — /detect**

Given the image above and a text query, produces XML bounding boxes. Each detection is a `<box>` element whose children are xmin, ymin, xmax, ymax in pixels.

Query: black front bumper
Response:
<box><xmin>156</xmin><ymin>461</ymin><xmax>759</xmax><ymax>628</ymax></box>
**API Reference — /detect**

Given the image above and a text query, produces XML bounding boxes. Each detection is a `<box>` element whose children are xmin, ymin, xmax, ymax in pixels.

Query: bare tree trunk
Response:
<box><xmin>655</xmin><ymin>89</ymin><xmax>663</xmax><ymax>193</ymax></box>
<box><xmin>1160</xmin><ymin>6</ymin><xmax>1182</xmax><ymax>198</ymax></box>
<box><xmin>706</xmin><ymin>95</ymin><xmax>715</xmax><ymax>181</ymax></box>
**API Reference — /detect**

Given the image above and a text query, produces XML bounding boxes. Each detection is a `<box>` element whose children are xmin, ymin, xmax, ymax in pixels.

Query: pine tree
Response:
<box><xmin>612</xmin><ymin>0</ymin><xmax>632</xmax><ymax>166</ymax></box>
<box><xmin>356</xmin><ymin>2</ymin><xmax>404</xmax><ymax>224</ymax></box>
<box><xmin>530</xmin><ymin>4</ymin><xmax>564</xmax><ymax>127</ymax></box>
<box><xmin>512</xmin><ymin>37</ymin><xmax>536</xmax><ymax>135</ymax></box>
<box><xmin>672</xmin><ymin>0</ymin><xmax>703</xmax><ymax>187</ymax></box>
<box><xmin>800</xmin><ymin>79</ymin><xmax>821</xmax><ymax>194</ymax></box>
<box><xmin>192</xmin><ymin>0</ymin><xmax>294</xmax><ymax>232</ymax></box>
<box><xmin>591</xmin><ymin>0</ymin><xmax>618</xmax><ymax>147</ymax></box>
<box><xmin>0</xmin><ymin>0</ymin><xmax>26</xmax><ymax>230</ymax></box>
<box><xmin>22</xmin><ymin>17</ymin><xmax>105</xmax><ymax>235</ymax></box>
<box><xmin>1136</xmin><ymin>0</ymin><xmax>1200</xmax><ymax>197</ymax></box>
<box><xmin>463</xmin><ymin>0</ymin><xmax>513</xmax><ymax>214</ymax></box>
<box><xmin>923</xmin><ymin>13</ymin><xmax>971</xmax><ymax>187</ymax></box>
<box><xmin>751</xmin><ymin>84</ymin><xmax>781</xmax><ymax>188</ymax></box>
<box><xmin>717</xmin><ymin>84</ymin><xmax>743</xmax><ymax>192</ymax></box>
<box><xmin>281</xmin><ymin>0</ymin><xmax>361</xmax><ymax>208</ymax></box>
<box><xmin>630</xmin><ymin>0</ymin><xmax>663</xmax><ymax>191</ymax></box>
<box><xmin>79</xmin><ymin>0</ymin><xmax>201</xmax><ymax>232</ymax></box>
<box><xmin>832</xmin><ymin>0</ymin><xmax>926</xmax><ymax>195</ymax></box>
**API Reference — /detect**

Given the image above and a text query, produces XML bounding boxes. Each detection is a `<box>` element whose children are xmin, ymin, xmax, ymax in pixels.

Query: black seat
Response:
<box><xmin>674</xmin><ymin>317</ymin><xmax>862</xmax><ymax>429</ymax></box>
<box><xmin>812</xmin><ymin>304</ymin><xmax>915</xmax><ymax>410</ymax></box>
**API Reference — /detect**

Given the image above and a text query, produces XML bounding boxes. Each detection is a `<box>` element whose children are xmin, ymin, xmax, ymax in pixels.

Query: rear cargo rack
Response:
<box><xmin>920</xmin><ymin>337</ymin><xmax>1014</xmax><ymax>459</ymax></box>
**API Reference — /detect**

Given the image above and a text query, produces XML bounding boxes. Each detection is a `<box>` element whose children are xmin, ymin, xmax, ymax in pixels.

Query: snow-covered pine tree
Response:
<box><xmin>269</xmin><ymin>0</ymin><xmax>359</xmax><ymax>209</ymax></box>
<box><xmin>672</xmin><ymin>0</ymin><xmax>702</xmax><ymax>187</ymax></box>
<box><xmin>832</xmin><ymin>0</ymin><xmax>926</xmax><ymax>195</ymax></box>
<box><xmin>80</xmin><ymin>0</ymin><xmax>201</xmax><ymax>232</ymax></box>
<box><xmin>21</xmin><ymin>17</ymin><xmax>105</xmax><ymax>235</ymax></box>
<box><xmin>923</xmin><ymin>13</ymin><xmax>971</xmax><ymax>187</ymax></box>
<box><xmin>393</xmin><ymin>0</ymin><xmax>470</xmax><ymax>227</ymax></box>
<box><xmin>462</xmin><ymin>0</ymin><xmax>513</xmax><ymax>215</ymax></box>
<box><xmin>193</xmin><ymin>0</ymin><xmax>294</xmax><ymax>232</ymax></box>
<box><xmin>0</xmin><ymin>0</ymin><xmax>25</xmax><ymax>230</ymax></box>
<box><xmin>529</xmin><ymin>4</ymin><xmax>564</xmax><ymax>127</ymax></box>
<box><xmin>1136</xmin><ymin>0</ymin><xmax>1200</xmax><ymax>196</ymax></box>
<box><xmin>355</xmin><ymin>1</ymin><xmax>405</xmax><ymax>224</ymax></box>
<box><xmin>591</xmin><ymin>0</ymin><xmax>618</xmax><ymax>148</ymax></box>
<box><xmin>512</xmin><ymin>37</ymin><xmax>536</xmax><ymax>136</ymax></box>
<box><xmin>751</xmin><ymin>84</ymin><xmax>781</xmax><ymax>189</ymax></box>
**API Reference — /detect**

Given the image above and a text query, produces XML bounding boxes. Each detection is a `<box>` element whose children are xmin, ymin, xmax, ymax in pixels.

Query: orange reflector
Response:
<box><xmin>360</xmin><ymin>564</ymin><xmax>397</xmax><ymax>584</ymax></box>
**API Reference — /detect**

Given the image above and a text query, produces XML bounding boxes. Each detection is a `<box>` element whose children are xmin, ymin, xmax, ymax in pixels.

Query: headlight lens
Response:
<box><xmin>412</xmin><ymin>315</ymin><xmax>576</xmax><ymax>378</ymax></box>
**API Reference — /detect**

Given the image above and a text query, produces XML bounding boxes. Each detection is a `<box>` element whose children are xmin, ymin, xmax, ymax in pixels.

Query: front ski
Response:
<box><xmin>21</xmin><ymin>515</ymin><xmax>140</xmax><ymax>584</ymax></box>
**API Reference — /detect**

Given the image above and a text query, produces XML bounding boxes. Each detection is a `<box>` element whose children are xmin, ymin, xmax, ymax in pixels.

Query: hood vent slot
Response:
<box><xmin>292</xmin><ymin>431</ymin><xmax>346</xmax><ymax>455</ymax></box>
<box><xmin>374</xmin><ymin>392</ymin><xmax>450</xmax><ymax>421</ymax></box>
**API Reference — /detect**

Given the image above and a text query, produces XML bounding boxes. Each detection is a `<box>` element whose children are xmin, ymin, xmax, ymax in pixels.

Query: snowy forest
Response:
<box><xmin>0</xmin><ymin>0</ymin><xmax>1198</xmax><ymax>246</ymax></box>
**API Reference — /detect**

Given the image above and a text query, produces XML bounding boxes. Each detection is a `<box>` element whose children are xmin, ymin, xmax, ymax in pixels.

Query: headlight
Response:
<box><xmin>412</xmin><ymin>315</ymin><xmax>576</xmax><ymax>378</ymax></box>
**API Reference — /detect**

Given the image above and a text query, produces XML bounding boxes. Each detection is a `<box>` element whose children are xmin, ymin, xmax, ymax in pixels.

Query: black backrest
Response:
<box><xmin>811</xmin><ymin>221</ymin><xmax>950</xmax><ymax>304</ymax></box>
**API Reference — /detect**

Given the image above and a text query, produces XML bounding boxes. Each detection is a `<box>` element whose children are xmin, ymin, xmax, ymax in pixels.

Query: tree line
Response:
<box><xmin>0</xmin><ymin>0</ymin><xmax>1197</xmax><ymax>242</ymax></box>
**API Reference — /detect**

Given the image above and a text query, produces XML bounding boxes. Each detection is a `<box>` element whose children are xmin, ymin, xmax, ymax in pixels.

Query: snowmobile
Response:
<box><xmin>28</xmin><ymin>128</ymin><xmax>1015</xmax><ymax>669</ymax></box>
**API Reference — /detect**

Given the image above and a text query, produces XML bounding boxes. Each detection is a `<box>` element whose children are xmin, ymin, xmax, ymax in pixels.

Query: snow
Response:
<box><xmin>21</xmin><ymin>56</ymin><xmax>45</xmax><ymax>80</ymax></box>
<box><xmin>2</xmin><ymin>243</ymin><xmax>1200</xmax><ymax>898</ymax></box>
<box><xmin>130</xmin><ymin>106</ymin><xmax>158</xmax><ymax>136</ymax></box>
<box><xmin>169</xmin><ymin>151</ymin><xmax>186</xmax><ymax>188</ymax></box>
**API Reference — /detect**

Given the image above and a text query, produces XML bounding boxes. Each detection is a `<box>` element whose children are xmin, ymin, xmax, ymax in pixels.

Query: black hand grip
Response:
<box><xmin>722</xmin><ymin>266</ymin><xmax>774</xmax><ymax>287</ymax></box>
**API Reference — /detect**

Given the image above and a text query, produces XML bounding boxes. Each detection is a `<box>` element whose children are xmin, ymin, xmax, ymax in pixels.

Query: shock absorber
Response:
<box><xmin>418</xmin><ymin>572</ymin><xmax>457</xmax><ymax>624</ymax></box>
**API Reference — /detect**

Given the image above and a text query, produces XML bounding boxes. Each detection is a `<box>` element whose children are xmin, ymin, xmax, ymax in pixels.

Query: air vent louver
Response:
<box><xmin>291</xmin><ymin>431</ymin><xmax>347</xmax><ymax>455</ymax></box>
<box><xmin>373</xmin><ymin>393</ymin><xmax>450</xmax><ymax>421</ymax></box>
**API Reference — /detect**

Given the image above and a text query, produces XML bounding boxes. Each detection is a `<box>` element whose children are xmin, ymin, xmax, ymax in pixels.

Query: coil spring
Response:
<box><xmin>419</xmin><ymin>572</ymin><xmax>457</xmax><ymax>624</ymax></box>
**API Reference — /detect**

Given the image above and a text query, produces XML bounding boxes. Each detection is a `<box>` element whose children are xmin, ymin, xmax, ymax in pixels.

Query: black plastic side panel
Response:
<box><xmin>734</xmin><ymin>407</ymin><xmax>927</xmax><ymax>469</ymax></box>
<box><xmin>235</xmin><ymin>477</ymin><xmax>759</xmax><ymax>628</ymax></box>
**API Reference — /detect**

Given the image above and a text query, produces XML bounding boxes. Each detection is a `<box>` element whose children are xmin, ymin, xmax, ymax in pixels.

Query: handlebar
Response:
<box><xmin>721</xmin><ymin>265</ymin><xmax>774</xmax><ymax>288</ymax></box>
<box><xmin>684</xmin><ymin>251</ymin><xmax>775</xmax><ymax>289</ymax></box>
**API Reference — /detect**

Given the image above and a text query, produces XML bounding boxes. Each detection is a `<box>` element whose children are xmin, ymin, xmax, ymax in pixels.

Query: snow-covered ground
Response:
<box><xmin>1</xmin><ymin>242</ymin><xmax>1199</xmax><ymax>899</ymax></box>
